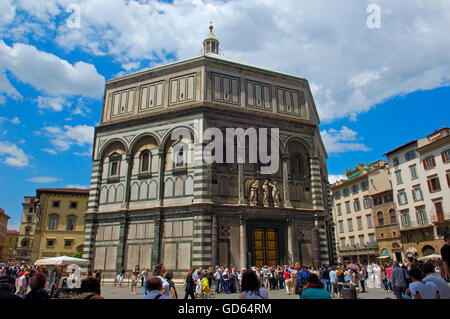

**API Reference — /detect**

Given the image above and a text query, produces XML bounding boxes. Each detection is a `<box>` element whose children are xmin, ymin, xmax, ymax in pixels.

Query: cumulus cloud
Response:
<box><xmin>0</xmin><ymin>141</ymin><xmax>29</xmax><ymax>167</ymax></box>
<box><xmin>321</xmin><ymin>126</ymin><xmax>371</xmax><ymax>154</ymax></box>
<box><xmin>0</xmin><ymin>40</ymin><xmax>105</xmax><ymax>102</ymax></box>
<box><xmin>328</xmin><ymin>174</ymin><xmax>347</xmax><ymax>184</ymax></box>
<box><xmin>0</xmin><ymin>1</ymin><xmax>449</xmax><ymax>122</ymax></box>
<box><xmin>37</xmin><ymin>96</ymin><xmax>69</xmax><ymax>112</ymax></box>
<box><xmin>0</xmin><ymin>116</ymin><xmax>20</xmax><ymax>124</ymax></box>
<box><xmin>42</xmin><ymin>124</ymin><xmax>94</xmax><ymax>154</ymax></box>
<box><xmin>66</xmin><ymin>184</ymin><xmax>88</xmax><ymax>189</ymax></box>
<box><xmin>27</xmin><ymin>176</ymin><xmax>61</xmax><ymax>183</ymax></box>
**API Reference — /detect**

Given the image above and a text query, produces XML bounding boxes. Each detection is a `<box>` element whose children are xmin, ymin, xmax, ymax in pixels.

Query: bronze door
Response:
<box><xmin>253</xmin><ymin>228</ymin><xmax>278</xmax><ymax>267</ymax></box>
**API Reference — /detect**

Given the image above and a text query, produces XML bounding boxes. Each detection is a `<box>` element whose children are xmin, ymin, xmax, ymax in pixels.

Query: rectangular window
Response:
<box><xmin>49</xmin><ymin>217</ymin><xmax>58</xmax><ymax>230</ymax></box>
<box><xmin>412</xmin><ymin>186</ymin><xmax>423</xmax><ymax>201</ymax></box>
<box><xmin>337</xmin><ymin>204</ymin><xmax>342</xmax><ymax>216</ymax></box>
<box><xmin>400</xmin><ymin>210</ymin><xmax>410</xmax><ymax>228</ymax></box>
<box><xmin>397</xmin><ymin>191</ymin><xmax>408</xmax><ymax>205</ymax></box>
<box><xmin>423</xmin><ymin>156</ymin><xmax>436</xmax><ymax>170</ymax></box>
<box><xmin>442</xmin><ymin>149</ymin><xmax>450</xmax><ymax>163</ymax></box>
<box><xmin>51</xmin><ymin>201</ymin><xmax>60</xmax><ymax>208</ymax></box>
<box><xmin>357</xmin><ymin>216</ymin><xmax>362</xmax><ymax>230</ymax></box>
<box><xmin>374</xmin><ymin>197</ymin><xmax>383</xmax><ymax>206</ymax></box>
<box><xmin>339</xmin><ymin>221</ymin><xmax>344</xmax><ymax>233</ymax></box>
<box><xmin>427</xmin><ymin>175</ymin><xmax>441</xmax><ymax>192</ymax></box>
<box><xmin>255</xmin><ymin>84</ymin><xmax>262</xmax><ymax>107</ymax></box>
<box><xmin>363</xmin><ymin>197</ymin><xmax>372</xmax><ymax>209</ymax></box>
<box><xmin>361</xmin><ymin>180</ymin><xmax>369</xmax><ymax>191</ymax></box>
<box><xmin>110</xmin><ymin>161</ymin><xmax>119</xmax><ymax>177</ymax></box>
<box><xmin>263</xmin><ymin>86</ymin><xmax>271</xmax><ymax>109</ymax></box>
<box><xmin>351</xmin><ymin>184</ymin><xmax>359</xmax><ymax>194</ymax></box>
<box><xmin>276</xmin><ymin>87</ymin><xmax>301</xmax><ymax>114</ymax></box>
<box><xmin>343</xmin><ymin>188</ymin><xmax>350</xmax><ymax>197</ymax></box>
<box><xmin>127</xmin><ymin>89</ymin><xmax>134</xmax><ymax>113</ymax></box>
<box><xmin>345</xmin><ymin>201</ymin><xmax>351</xmax><ymax>214</ymax></box>
<box><xmin>353</xmin><ymin>199</ymin><xmax>361</xmax><ymax>212</ymax></box>
<box><xmin>112</xmin><ymin>93</ymin><xmax>120</xmax><ymax>115</ymax></box>
<box><xmin>171</xmin><ymin>79</ymin><xmax>178</xmax><ymax>103</ymax></box>
<box><xmin>347</xmin><ymin>219</ymin><xmax>353</xmax><ymax>232</ymax></box>
<box><xmin>247</xmin><ymin>82</ymin><xmax>254</xmax><ymax>105</ymax></box>
<box><xmin>28</xmin><ymin>207</ymin><xmax>33</xmax><ymax>213</ymax></box>
<box><xmin>46</xmin><ymin>239</ymin><xmax>55</xmax><ymax>248</ymax></box>
<box><xmin>434</xmin><ymin>200</ymin><xmax>444</xmax><ymax>221</ymax></box>
<box><xmin>359</xmin><ymin>235</ymin><xmax>365</xmax><ymax>246</ymax></box>
<box><xmin>410</xmin><ymin>165</ymin><xmax>418</xmax><ymax>180</ymax></box>
<box><xmin>340</xmin><ymin>238</ymin><xmax>346</xmax><ymax>249</ymax></box>
<box><xmin>405</xmin><ymin>150</ymin><xmax>416</xmax><ymax>161</ymax></box>
<box><xmin>447</xmin><ymin>170</ymin><xmax>450</xmax><ymax>188</ymax></box>
<box><xmin>334</xmin><ymin>190</ymin><xmax>341</xmax><ymax>200</ymax></box>
<box><xmin>383</xmin><ymin>193</ymin><xmax>393</xmax><ymax>203</ymax></box>
<box><xmin>213</xmin><ymin>73</ymin><xmax>239</xmax><ymax>104</ymax></box>
<box><xmin>393</xmin><ymin>157</ymin><xmax>399</xmax><ymax>167</ymax></box>
<box><xmin>64</xmin><ymin>240</ymin><xmax>73</xmax><ymax>248</ymax></box>
<box><xmin>67</xmin><ymin>218</ymin><xmax>76</xmax><ymax>231</ymax></box>
<box><xmin>369</xmin><ymin>233</ymin><xmax>375</xmax><ymax>243</ymax></box>
<box><xmin>349</xmin><ymin>236</ymin><xmax>355</xmax><ymax>247</ymax></box>
<box><xmin>69</xmin><ymin>201</ymin><xmax>77</xmax><ymax>209</ymax></box>
<box><xmin>179</xmin><ymin>77</ymin><xmax>186</xmax><ymax>101</ymax></box>
<box><xmin>156</xmin><ymin>83</ymin><xmax>164</xmax><ymax>106</ymax></box>
<box><xmin>415</xmin><ymin>206</ymin><xmax>427</xmax><ymax>226</ymax></box>
<box><xmin>395</xmin><ymin>170</ymin><xmax>403</xmax><ymax>185</ymax></box>
<box><xmin>366</xmin><ymin>215</ymin><xmax>373</xmax><ymax>228</ymax></box>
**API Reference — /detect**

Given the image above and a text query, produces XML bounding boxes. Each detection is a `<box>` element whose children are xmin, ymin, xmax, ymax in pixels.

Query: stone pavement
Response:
<box><xmin>100</xmin><ymin>283</ymin><xmax>395</xmax><ymax>299</ymax></box>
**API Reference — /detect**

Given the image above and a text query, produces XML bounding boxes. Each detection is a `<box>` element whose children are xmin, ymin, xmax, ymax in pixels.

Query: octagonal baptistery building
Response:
<box><xmin>83</xmin><ymin>26</ymin><xmax>336</xmax><ymax>278</ymax></box>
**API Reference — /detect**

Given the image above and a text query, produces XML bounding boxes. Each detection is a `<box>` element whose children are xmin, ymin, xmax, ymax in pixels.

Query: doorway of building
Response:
<box><xmin>394</xmin><ymin>252</ymin><xmax>403</xmax><ymax>263</ymax></box>
<box><xmin>253</xmin><ymin>228</ymin><xmax>278</xmax><ymax>267</ymax></box>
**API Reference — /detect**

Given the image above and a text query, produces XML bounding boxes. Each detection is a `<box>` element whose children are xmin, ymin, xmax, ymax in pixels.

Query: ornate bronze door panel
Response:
<box><xmin>253</xmin><ymin>228</ymin><xmax>278</xmax><ymax>267</ymax></box>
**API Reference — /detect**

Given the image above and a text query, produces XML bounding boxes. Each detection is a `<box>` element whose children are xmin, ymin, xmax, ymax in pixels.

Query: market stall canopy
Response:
<box><xmin>34</xmin><ymin>255</ymin><xmax>90</xmax><ymax>266</ymax></box>
<box><xmin>418</xmin><ymin>254</ymin><xmax>441</xmax><ymax>260</ymax></box>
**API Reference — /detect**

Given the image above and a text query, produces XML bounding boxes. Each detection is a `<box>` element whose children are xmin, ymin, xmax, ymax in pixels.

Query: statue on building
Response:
<box><xmin>262</xmin><ymin>180</ymin><xmax>270</xmax><ymax>207</ymax></box>
<box><xmin>248</xmin><ymin>179</ymin><xmax>260</xmax><ymax>206</ymax></box>
<box><xmin>268</xmin><ymin>181</ymin><xmax>281</xmax><ymax>207</ymax></box>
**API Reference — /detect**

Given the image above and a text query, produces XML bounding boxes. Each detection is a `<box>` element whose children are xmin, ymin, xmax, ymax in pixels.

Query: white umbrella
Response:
<box><xmin>34</xmin><ymin>255</ymin><xmax>90</xmax><ymax>266</ymax></box>
<box><xmin>418</xmin><ymin>254</ymin><xmax>441</xmax><ymax>260</ymax></box>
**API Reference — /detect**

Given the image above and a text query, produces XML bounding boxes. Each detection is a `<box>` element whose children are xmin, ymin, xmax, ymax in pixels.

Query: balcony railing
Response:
<box><xmin>399</xmin><ymin>220</ymin><xmax>434</xmax><ymax>230</ymax></box>
<box><xmin>430</xmin><ymin>213</ymin><xmax>450</xmax><ymax>223</ymax></box>
<box><xmin>338</xmin><ymin>242</ymin><xmax>377</xmax><ymax>251</ymax></box>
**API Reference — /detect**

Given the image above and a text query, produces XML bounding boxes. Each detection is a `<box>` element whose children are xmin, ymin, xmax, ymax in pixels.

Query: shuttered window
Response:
<box><xmin>212</xmin><ymin>73</ymin><xmax>240</xmax><ymax>105</ymax></box>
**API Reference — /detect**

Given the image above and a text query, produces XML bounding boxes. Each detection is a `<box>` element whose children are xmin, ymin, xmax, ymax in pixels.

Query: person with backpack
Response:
<box><xmin>142</xmin><ymin>276</ymin><xmax>172</xmax><ymax>299</ymax></box>
<box><xmin>295</xmin><ymin>266</ymin><xmax>309</xmax><ymax>298</ymax></box>
<box><xmin>390</xmin><ymin>261</ymin><xmax>410</xmax><ymax>299</ymax></box>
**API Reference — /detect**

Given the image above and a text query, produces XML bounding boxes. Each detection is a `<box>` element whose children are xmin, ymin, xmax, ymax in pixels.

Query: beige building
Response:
<box><xmin>331</xmin><ymin>161</ymin><xmax>387</xmax><ymax>264</ymax></box>
<box><xmin>0</xmin><ymin>208</ymin><xmax>11</xmax><ymax>262</ymax></box>
<box><xmin>34</xmin><ymin>188</ymin><xmax>89</xmax><ymax>260</ymax></box>
<box><xmin>1</xmin><ymin>230</ymin><xmax>19</xmax><ymax>263</ymax></box>
<box><xmin>16</xmin><ymin>196</ymin><xmax>38</xmax><ymax>263</ymax></box>
<box><xmin>368</xmin><ymin>163</ymin><xmax>402</xmax><ymax>263</ymax></box>
<box><xmin>16</xmin><ymin>189</ymin><xmax>89</xmax><ymax>263</ymax></box>
<box><xmin>384</xmin><ymin>128</ymin><xmax>450</xmax><ymax>259</ymax></box>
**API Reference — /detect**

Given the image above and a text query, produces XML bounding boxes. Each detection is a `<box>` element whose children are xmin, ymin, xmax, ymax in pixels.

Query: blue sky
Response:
<box><xmin>0</xmin><ymin>0</ymin><xmax>449</xmax><ymax>230</ymax></box>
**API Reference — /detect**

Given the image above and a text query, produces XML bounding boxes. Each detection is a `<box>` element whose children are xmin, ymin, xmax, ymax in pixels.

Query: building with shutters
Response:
<box><xmin>84</xmin><ymin>25</ymin><xmax>335</xmax><ymax>277</ymax></box>
<box><xmin>384</xmin><ymin>128</ymin><xmax>450</xmax><ymax>259</ymax></box>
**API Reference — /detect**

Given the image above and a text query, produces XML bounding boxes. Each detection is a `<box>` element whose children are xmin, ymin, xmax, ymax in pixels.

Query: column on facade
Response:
<box><xmin>309</xmin><ymin>156</ymin><xmax>324</xmax><ymax>210</ymax></box>
<box><xmin>193</xmin><ymin>141</ymin><xmax>212</xmax><ymax>204</ymax></box>
<box><xmin>83</xmin><ymin>159</ymin><xmax>103</xmax><ymax>264</ymax></box>
<box><xmin>239</xmin><ymin>215</ymin><xmax>247</xmax><ymax>269</ymax></box>
<box><xmin>238</xmin><ymin>163</ymin><xmax>247</xmax><ymax>205</ymax></box>
<box><xmin>287</xmin><ymin>217</ymin><xmax>295</xmax><ymax>265</ymax></box>
<box><xmin>156</xmin><ymin>150</ymin><xmax>165</xmax><ymax>206</ymax></box>
<box><xmin>211</xmin><ymin>214</ymin><xmax>219</xmax><ymax>267</ymax></box>
<box><xmin>123</xmin><ymin>154</ymin><xmax>133</xmax><ymax>208</ymax></box>
<box><xmin>115</xmin><ymin>214</ymin><xmax>129</xmax><ymax>272</ymax></box>
<box><xmin>192</xmin><ymin>213</ymin><xmax>213</xmax><ymax>269</ymax></box>
<box><xmin>281</xmin><ymin>154</ymin><xmax>293</xmax><ymax>208</ymax></box>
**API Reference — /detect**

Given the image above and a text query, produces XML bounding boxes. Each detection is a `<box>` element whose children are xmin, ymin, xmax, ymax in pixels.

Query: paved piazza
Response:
<box><xmin>101</xmin><ymin>283</ymin><xmax>392</xmax><ymax>300</ymax></box>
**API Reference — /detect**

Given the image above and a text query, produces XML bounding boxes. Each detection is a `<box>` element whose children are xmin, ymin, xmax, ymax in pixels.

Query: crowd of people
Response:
<box><xmin>0</xmin><ymin>263</ymin><xmax>104</xmax><ymax>299</ymax></box>
<box><xmin>1</xmin><ymin>232</ymin><xmax>448</xmax><ymax>300</ymax></box>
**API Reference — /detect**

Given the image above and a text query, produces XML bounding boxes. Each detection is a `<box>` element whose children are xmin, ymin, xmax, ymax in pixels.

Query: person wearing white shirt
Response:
<box><xmin>405</xmin><ymin>267</ymin><xmax>440</xmax><ymax>299</ymax></box>
<box><xmin>153</xmin><ymin>264</ymin><xmax>170</xmax><ymax>297</ymax></box>
<box><xmin>422</xmin><ymin>262</ymin><xmax>450</xmax><ymax>299</ymax></box>
<box><xmin>142</xmin><ymin>276</ymin><xmax>172</xmax><ymax>300</ymax></box>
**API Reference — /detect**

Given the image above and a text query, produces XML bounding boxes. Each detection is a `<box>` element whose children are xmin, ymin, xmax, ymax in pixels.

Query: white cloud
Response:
<box><xmin>328</xmin><ymin>174</ymin><xmax>347</xmax><ymax>184</ymax></box>
<box><xmin>37</xmin><ymin>96</ymin><xmax>68</xmax><ymax>112</ymax></box>
<box><xmin>0</xmin><ymin>40</ymin><xmax>105</xmax><ymax>101</ymax></box>
<box><xmin>0</xmin><ymin>141</ymin><xmax>29</xmax><ymax>167</ymax></box>
<box><xmin>0</xmin><ymin>1</ymin><xmax>449</xmax><ymax>122</ymax></box>
<box><xmin>321</xmin><ymin>126</ymin><xmax>371</xmax><ymax>154</ymax></box>
<box><xmin>66</xmin><ymin>184</ymin><xmax>88</xmax><ymax>189</ymax></box>
<box><xmin>27</xmin><ymin>176</ymin><xmax>61</xmax><ymax>183</ymax></box>
<box><xmin>0</xmin><ymin>116</ymin><xmax>20</xmax><ymax>124</ymax></box>
<box><xmin>42</xmin><ymin>124</ymin><xmax>94</xmax><ymax>154</ymax></box>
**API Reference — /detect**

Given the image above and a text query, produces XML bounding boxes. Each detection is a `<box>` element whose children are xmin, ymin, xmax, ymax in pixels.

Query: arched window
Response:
<box><xmin>377</xmin><ymin>212</ymin><xmax>384</xmax><ymax>226</ymax></box>
<box><xmin>176</xmin><ymin>147</ymin><xmax>184</xmax><ymax>167</ymax></box>
<box><xmin>389</xmin><ymin>209</ymin><xmax>397</xmax><ymax>224</ymax></box>
<box><xmin>66</xmin><ymin>216</ymin><xmax>76</xmax><ymax>231</ymax></box>
<box><xmin>109</xmin><ymin>153</ymin><xmax>121</xmax><ymax>177</ymax></box>
<box><xmin>49</xmin><ymin>215</ymin><xmax>59</xmax><ymax>230</ymax></box>
<box><xmin>25</xmin><ymin>226</ymin><xmax>31</xmax><ymax>235</ymax></box>
<box><xmin>140</xmin><ymin>151</ymin><xmax>151</xmax><ymax>173</ymax></box>
<box><xmin>21</xmin><ymin>239</ymin><xmax>28</xmax><ymax>247</ymax></box>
